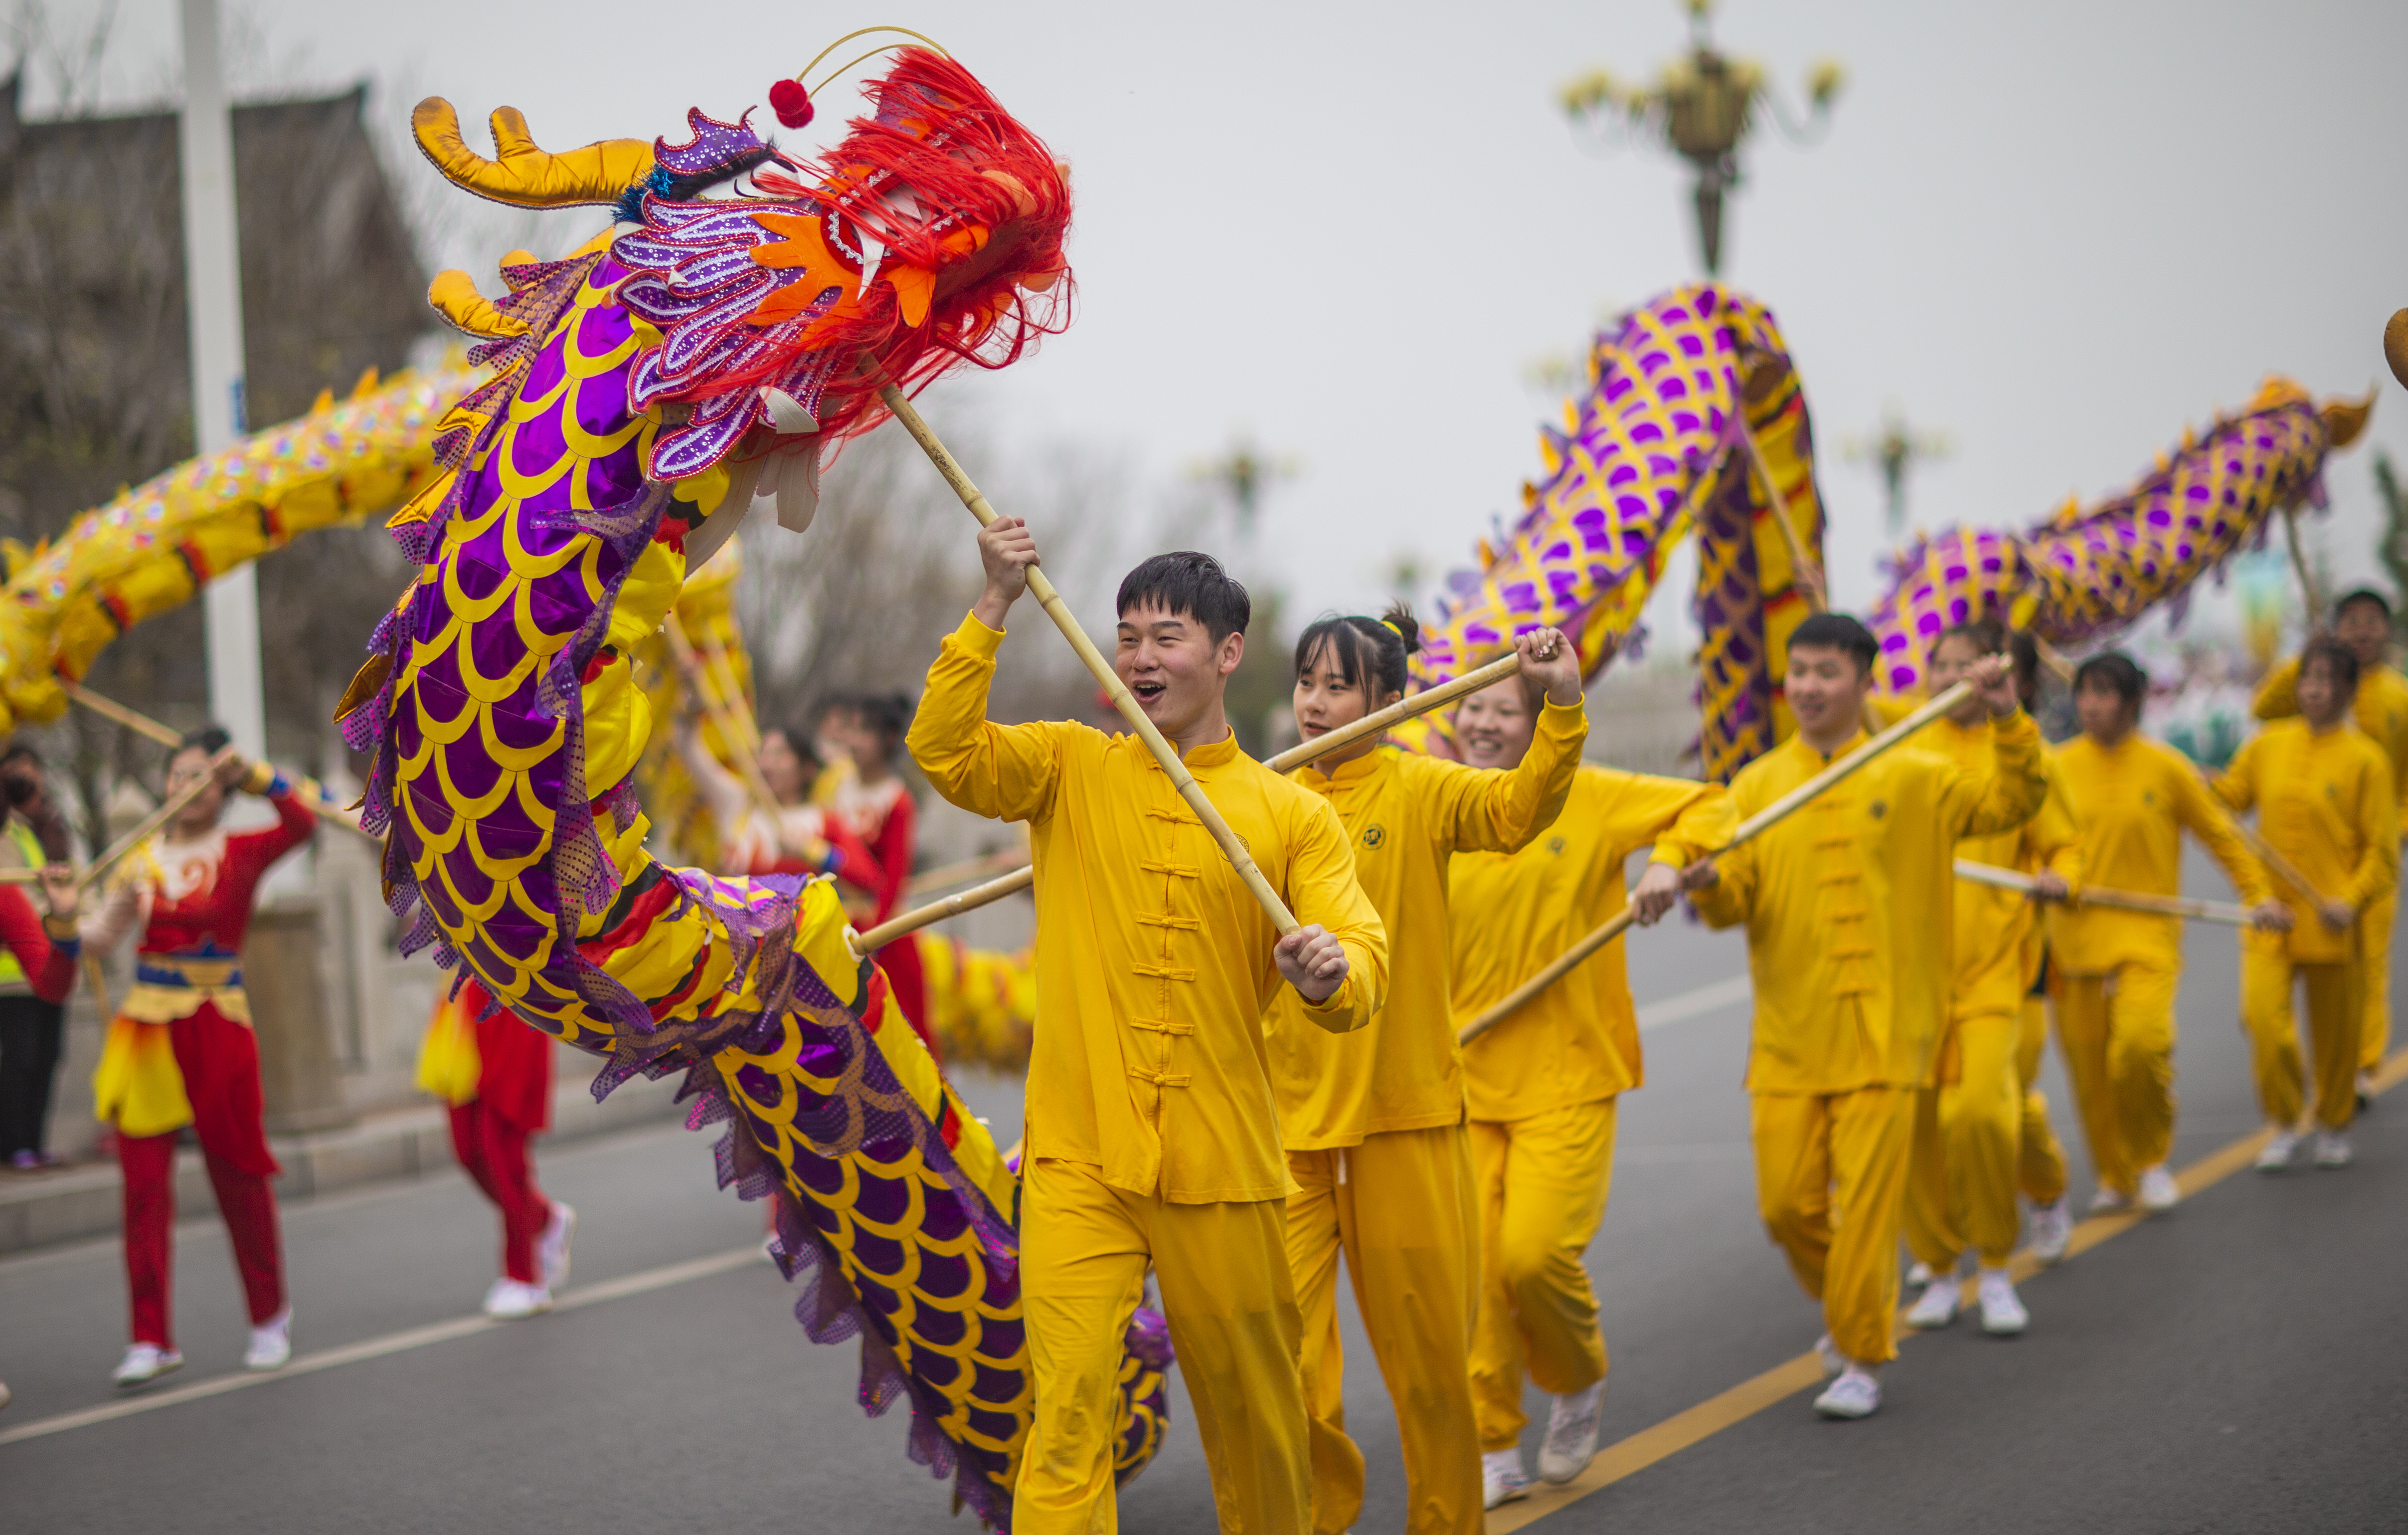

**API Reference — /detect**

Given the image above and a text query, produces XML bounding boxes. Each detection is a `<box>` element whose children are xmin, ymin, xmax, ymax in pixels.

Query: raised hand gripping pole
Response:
<box><xmin>64</xmin><ymin>683</ymin><xmax>374</xmax><ymax>840</ymax></box>
<box><xmin>1952</xmin><ymin>860</ymin><xmax>2255</xmax><ymax>928</ymax></box>
<box><xmin>1456</xmin><ymin>679</ymin><xmax>1981</xmax><ymax>1046</ymax></box>
<box><xmin>880</xmin><ymin>384</ymin><xmax>1298</xmax><ymax>936</ymax></box>
<box><xmin>849</xmin><ymin>648</ymin><xmax>1529</xmax><ymax>955</ymax></box>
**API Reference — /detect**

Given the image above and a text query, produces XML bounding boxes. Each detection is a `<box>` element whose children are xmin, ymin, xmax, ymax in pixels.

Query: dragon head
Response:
<box><xmin>414</xmin><ymin>47</ymin><xmax>1071</xmax><ymax>525</ymax></box>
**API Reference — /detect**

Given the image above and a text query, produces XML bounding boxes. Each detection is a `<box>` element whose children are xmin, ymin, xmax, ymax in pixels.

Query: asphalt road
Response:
<box><xmin>2</xmin><ymin>847</ymin><xmax>2401</xmax><ymax>1534</ymax></box>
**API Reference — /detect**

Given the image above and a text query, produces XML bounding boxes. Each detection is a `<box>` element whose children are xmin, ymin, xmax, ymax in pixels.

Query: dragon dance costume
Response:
<box><xmin>342</xmin><ymin>51</ymin><xmax>1167</xmax><ymax>1526</ymax></box>
<box><xmin>86</xmin><ymin>768</ymin><xmax>316</xmax><ymax>1352</ymax></box>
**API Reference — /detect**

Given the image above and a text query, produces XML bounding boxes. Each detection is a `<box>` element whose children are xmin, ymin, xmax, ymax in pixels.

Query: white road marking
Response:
<box><xmin>0</xmin><ymin>1245</ymin><xmax>760</xmax><ymax>1448</ymax></box>
<box><xmin>1636</xmin><ymin>975</ymin><xmax>1750</xmax><ymax>1031</ymax></box>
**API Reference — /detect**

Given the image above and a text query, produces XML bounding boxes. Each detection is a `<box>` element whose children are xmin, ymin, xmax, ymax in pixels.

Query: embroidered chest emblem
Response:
<box><xmin>1362</xmin><ymin>824</ymin><xmax>1386</xmax><ymax>850</ymax></box>
<box><xmin>1547</xmin><ymin>835</ymin><xmax>1568</xmax><ymax>855</ymax></box>
<box><xmin>1867</xmin><ymin>799</ymin><xmax>1888</xmax><ymax>820</ymax></box>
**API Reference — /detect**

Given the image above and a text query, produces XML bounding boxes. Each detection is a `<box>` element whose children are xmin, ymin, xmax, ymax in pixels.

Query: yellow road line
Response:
<box><xmin>1489</xmin><ymin>1048</ymin><xmax>2407</xmax><ymax>1532</ymax></box>
<box><xmin>0</xmin><ymin>1245</ymin><xmax>760</xmax><ymax>1449</ymax></box>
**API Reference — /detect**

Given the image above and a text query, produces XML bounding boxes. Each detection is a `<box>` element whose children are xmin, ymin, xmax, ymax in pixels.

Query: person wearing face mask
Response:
<box><xmin>1267</xmin><ymin>606</ymin><xmax>1586</xmax><ymax>1535</ymax></box>
<box><xmin>1897</xmin><ymin>618</ymin><xmax>2084</xmax><ymax>1339</ymax></box>
<box><xmin>909</xmin><ymin>525</ymin><xmax>1388</xmax><ymax>1535</ymax></box>
<box><xmin>2047</xmin><ymin>653</ymin><xmax>2286</xmax><ymax>1219</ymax></box>
<box><xmin>2217</xmin><ymin>639</ymin><xmax>2398</xmax><ymax>1170</ymax></box>
<box><xmin>2252</xmin><ymin>588</ymin><xmax>2408</xmax><ymax>1098</ymax></box>
<box><xmin>1688</xmin><ymin>612</ymin><xmax>2043</xmax><ymax>1422</ymax></box>
<box><xmin>83</xmin><ymin>727</ymin><xmax>317</xmax><ymax>1386</ymax></box>
<box><xmin>1442</xmin><ymin>635</ymin><xmax>1729</xmax><ymax>1508</ymax></box>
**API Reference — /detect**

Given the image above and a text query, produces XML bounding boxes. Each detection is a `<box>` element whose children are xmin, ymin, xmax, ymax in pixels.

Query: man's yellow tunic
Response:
<box><xmin>910</xmin><ymin>613</ymin><xmax>1389</xmax><ymax>1535</ymax></box>
<box><xmin>2255</xmin><ymin>657</ymin><xmax>2408</xmax><ymax>1071</ymax></box>
<box><xmin>2045</xmin><ymin>733</ymin><xmax>2271</xmax><ymax>1195</ymax></box>
<box><xmin>1269</xmin><ymin>703</ymin><xmax>1584</xmax><ymax>1535</ymax></box>
<box><xmin>1447</xmin><ymin>765</ymin><xmax>1730</xmax><ymax>1447</ymax></box>
<box><xmin>2215</xmin><ymin>719</ymin><xmax>2398</xmax><ymax>1131</ymax></box>
<box><xmin>1694</xmin><ymin>713</ymin><xmax>2045</xmax><ymax>1363</ymax></box>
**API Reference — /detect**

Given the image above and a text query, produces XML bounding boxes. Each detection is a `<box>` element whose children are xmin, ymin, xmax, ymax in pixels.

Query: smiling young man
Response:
<box><xmin>2253</xmin><ymin>588</ymin><xmax>2408</xmax><ymax>1095</ymax></box>
<box><xmin>2047</xmin><ymin>654</ymin><xmax>2284</xmax><ymax>1216</ymax></box>
<box><xmin>2219</xmin><ymin>640</ymin><xmax>2398</xmax><ymax>1169</ymax></box>
<box><xmin>1445</xmin><ymin>639</ymin><xmax>1732</xmax><ymax>1504</ymax></box>
<box><xmin>1266</xmin><ymin>607</ymin><xmax>1586</xmax><ymax>1535</ymax></box>
<box><xmin>1898</xmin><ymin>619</ymin><xmax>2084</xmax><ymax>1339</ymax></box>
<box><xmin>1689</xmin><ymin>612</ymin><xmax>2043</xmax><ymax>1421</ymax></box>
<box><xmin>908</xmin><ymin>522</ymin><xmax>1388</xmax><ymax>1535</ymax></box>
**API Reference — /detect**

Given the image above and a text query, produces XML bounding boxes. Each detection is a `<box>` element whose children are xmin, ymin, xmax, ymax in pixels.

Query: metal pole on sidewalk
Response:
<box><xmin>177</xmin><ymin>0</ymin><xmax>265</xmax><ymax>762</ymax></box>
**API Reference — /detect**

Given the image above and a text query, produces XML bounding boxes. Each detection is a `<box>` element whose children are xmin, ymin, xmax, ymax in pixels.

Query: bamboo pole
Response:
<box><xmin>1456</xmin><ymin>679</ymin><xmax>1982</xmax><ymax>1045</ymax></box>
<box><xmin>1952</xmin><ymin>859</ymin><xmax>2256</xmax><ymax>928</ymax></box>
<box><xmin>72</xmin><ymin>747</ymin><xmax>241</xmax><ymax>892</ymax></box>
<box><xmin>881</xmin><ymin>384</ymin><xmax>1299</xmax><ymax>935</ymax></box>
<box><xmin>2282</xmin><ymin>505</ymin><xmax>2323</xmax><ymax>628</ymax></box>
<box><xmin>850</xmin><ymin>649</ymin><xmax>1531</xmax><ymax>955</ymax></box>
<box><xmin>1734</xmin><ymin>409</ymin><xmax>1824</xmax><ymax>613</ymax></box>
<box><xmin>63</xmin><ymin>683</ymin><xmax>372</xmax><ymax>840</ymax></box>
<box><xmin>904</xmin><ymin>846</ymin><xmax>1034</xmax><ymax>897</ymax></box>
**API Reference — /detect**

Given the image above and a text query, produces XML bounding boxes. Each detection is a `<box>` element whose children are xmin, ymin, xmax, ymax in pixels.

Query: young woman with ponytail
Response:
<box><xmin>1264</xmin><ymin>603</ymin><xmax>1588</xmax><ymax>1535</ymax></box>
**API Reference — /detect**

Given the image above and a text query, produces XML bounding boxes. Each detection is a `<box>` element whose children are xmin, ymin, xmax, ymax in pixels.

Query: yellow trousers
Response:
<box><xmin>2359</xmin><ymin>889</ymin><xmax>2395</xmax><ymax>1072</ymax></box>
<box><xmin>1751</xmin><ymin>1087</ymin><xmax>1914</xmax><ymax>1365</ymax></box>
<box><xmin>2054</xmin><ymin>962</ymin><xmax>2179</xmax><ymax>1195</ymax></box>
<box><xmin>1018</xmin><ymin>1157</ymin><xmax>1309</xmax><ymax>1535</ymax></box>
<box><xmin>2239</xmin><ymin>938</ymin><xmax>2363</xmax><ymax>1132</ymax></box>
<box><xmin>1905</xmin><ymin>1013</ymin><xmax>2023</xmax><ymax>1269</ymax></box>
<box><xmin>1466</xmin><ymin>1099</ymin><xmax>1617</xmax><ymax>1450</ymax></box>
<box><xmin>2016</xmin><ymin>994</ymin><xmax>2069</xmax><ymax>1207</ymax></box>
<box><xmin>1287</xmin><ymin>1126</ymin><xmax>1481</xmax><ymax>1535</ymax></box>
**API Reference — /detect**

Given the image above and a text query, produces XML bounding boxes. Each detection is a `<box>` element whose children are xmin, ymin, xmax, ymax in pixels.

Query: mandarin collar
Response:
<box><xmin>1298</xmin><ymin>746</ymin><xmax>1388</xmax><ymax>792</ymax></box>
<box><xmin>1181</xmin><ymin>731</ymin><xmax>1242</xmax><ymax>769</ymax></box>
<box><xmin>1802</xmin><ymin>730</ymin><xmax>1868</xmax><ymax>765</ymax></box>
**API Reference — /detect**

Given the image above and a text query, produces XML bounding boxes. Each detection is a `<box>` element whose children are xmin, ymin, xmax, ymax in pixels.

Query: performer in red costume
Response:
<box><xmin>822</xmin><ymin>693</ymin><xmax>927</xmax><ymax>1043</ymax></box>
<box><xmin>416</xmin><ymin>976</ymin><xmax>573</xmax><ymax>1318</ymax></box>
<box><xmin>86</xmin><ymin>728</ymin><xmax>316</xmax><ymax>1387</ymax></box>
<box><xmin>0</xmin><ymin>853</ymin><xmax>79</xmax><ymax>1418</ymax></box>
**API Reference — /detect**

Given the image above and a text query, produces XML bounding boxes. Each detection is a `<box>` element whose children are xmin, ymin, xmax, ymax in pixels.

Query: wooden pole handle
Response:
<box><xmin>853</xmin><ymin>864</ymin><xmax>1036</xmax><ymax>954</ymax></box>
<box><xmin>76</xmin><ymin>747</ymin><xmax>244</xmax><ymax>892</ymax></box>
<box><xmin>63</xmin><ymin>683</ymin><xmax>376</xmax><ymax>843</ymax></box>
<box><xmin>1734</xmin><ymin>408</ymin><xmax>1823</xmax><ymax>613</ymax></box>
<box><xmin>1952</xmin><ymin>859</ymin><xmax>2256</xmax><ymax>928</ymax></box>
<box><xmin>665</xmin><ymin>613</ymin><xmax>789</xmax><ymax>834</ymax></box>
<box><xmin>1456</xmin><ymin>679</ymin><xmax>1983</xmax><ymax>1044</ymax></box>
<box><xmin>881</xmin><ymin>384</ymin><xmax>1300</xmax><ymax>935</ymax></box>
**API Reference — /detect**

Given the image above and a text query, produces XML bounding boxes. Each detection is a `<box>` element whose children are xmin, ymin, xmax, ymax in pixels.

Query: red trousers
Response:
<box><xmin>450</xmin><ymin>1100</ymin><xmax>548</xmax><ymax>1283</ymax></box>
<box><xmin>118</xmin><ymin>1004</ymin><xmax>285</xmax><ymax>1347</ymax></box>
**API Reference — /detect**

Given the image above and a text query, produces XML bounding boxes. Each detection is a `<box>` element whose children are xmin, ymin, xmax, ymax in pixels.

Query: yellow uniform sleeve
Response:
<box><xmin>2171</xmin><ymin>760</ymin><xmax>2275</xmax><ymax>907</ymax></box>
<box><xmin>2252</xmin><ymin>657</ymin><xmax>2301</xmax><ymax>722</ymax></box>
<box><xmin>1607</xmin><ymin>773</ymin><xmax>1734</xmax><ymax>869</ymax></box>
<box><xmin>2344</xmin><ymin>748</ymin><xmax>2401</xmax><ymax>910</ymax></box>
<box><xmin>1289</xmin><ymin>794</ymin><xmax>1389</xmax><ymax>1033</ymax></box>
<box><xmin>1943</xmin><ymin>710</ymin><xmax>2049</xmax><ymax>839</ymax></box>
<box><xmin>2030</xmin><ymin>758</ymin><xmax>2085</xmax><ymax>892</ymax></box>
<box><xmin>1691</xmin><ymin>835</ymin><xmax>1756</xmax><ymax>929</ymax></box>
<box><xmin>906</xmin><ymin>612</ymin><xmax>1068</xmax><ymax>824</ymax></box>
<box><xmin>2210</xmin><ymin>735</ymin><xmax>2261</xmax><ymax>815</ymax></box>
<box><xmin>1429</xmin><ymin>698</ymin><xmax>1588</xmax><ymax>855</ymax></box>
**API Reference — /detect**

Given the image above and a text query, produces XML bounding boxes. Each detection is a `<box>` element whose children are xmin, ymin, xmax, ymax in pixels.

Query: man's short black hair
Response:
<box><xmin>2302</xmin><ymin>637</ymin><xmax>2363</xmax><ymax>696</ymax></box>
<box><xmin>0</xmin><ymin>743</ymin><xmax>41</xmax><ymax>770</ymax></box>
<box><xmin>177</xmin><ymin>724</ymin><xmax>232</xmax><ymax>759</ymax></box>
<box><xmin>2072</xmin><ymin>651</ymin><xmax>2147</xmax><ymax>708</ymax></box>
<box><xmin>1116</xmin><ymin>552</ymin><xmax>1250</xmax><ymax>644</ymax></box>
<box><xmin>1786</xmin><ymin>612</ymin><xmax>1878</xmax><ymax>678</ymax></box>
<box><xmin>2335</xmin><ymin>586</ymin><xmax>2393</xmax><ymax>622</ymax></box>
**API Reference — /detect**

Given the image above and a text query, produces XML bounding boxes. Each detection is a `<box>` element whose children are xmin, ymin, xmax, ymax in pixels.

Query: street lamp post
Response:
<box><xmin>1844</xmin><ymin>409</ymin><xmax>1953</xmax><ymax>540</ymax></box>
<box><xmin>1559</xmin><ymin>0</ymin><xmax>1843</xmax><ymax>276</ymax></box>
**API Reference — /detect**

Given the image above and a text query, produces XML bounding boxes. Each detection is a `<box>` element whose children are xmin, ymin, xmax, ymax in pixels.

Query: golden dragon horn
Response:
<box><xmin>412</xmin><ymin>98</ymin><xmax>656</xmax><ymax>210</ymax></box>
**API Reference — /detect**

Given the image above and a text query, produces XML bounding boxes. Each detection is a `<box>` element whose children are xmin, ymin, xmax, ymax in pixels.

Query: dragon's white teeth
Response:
<box><xmin>760</xmin><ymin>387</ymin><xmax>819</xmax><ymax>435</ymax></box>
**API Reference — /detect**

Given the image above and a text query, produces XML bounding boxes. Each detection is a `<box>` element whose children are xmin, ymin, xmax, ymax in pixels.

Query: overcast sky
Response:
<box><xmin>19</xmin><ymin>0</ymin><xmax>2407</xmax><ymax>651</ymax></box>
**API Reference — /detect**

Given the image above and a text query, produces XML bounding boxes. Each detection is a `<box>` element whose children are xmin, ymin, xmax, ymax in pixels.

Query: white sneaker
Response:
<box><xmin>1538</xmin><ymin>1379</ymin><xmax>1604</xmax><ymax>1483</ymax></box>
<box><xmin>243</xmin><ymin>1309</ymin><xmax>292</xmax><ymax>1371</ymax></box>
<box><xmin>2255</xmin><ymin>1128</ymin><xmax>2301</xmax><ymax>1172</ymax></box>
<box><xmin>1814</xmin><ymin>1333</ymin><xmax>1844</xmax><ymax>1378</ymax></box>
<box><xmin>1905</xmin><ymin>1275</ymin><xmax>1960</xmax><ymax>1330</ymax></box>
<box><xmin>2027</xmin><ymin>1199</ymin><xmax>2073</xmax><ymax>1264</ymax></box>
<box><xmin>112</xmin><ymin>1343</ymin><xmax>183</xmax><ymax>1388</ymax></box>
<box><xmin>537</xmin><ymin>1200</ymin><xmax>576</xmax><ymax>1290</ymax></box>
<box><xmin>1482</xmin><ymin>1447</ymin><xmax>1532</xmax><ymax>1509</ymax></box>
<box><xmin>1813</xmin><ymin>1367</ymin><xmax>1881</xmax><ymax>1420</ymax></box>
<box><xmin>482</xmin><ymin>1278</ymin><xmax>553</xmax><ymax>1319</ymax></box>
<box><xmin>2087</xmin><ymin>1184</ymin><xmax>2134</xmax><ymax>1214</ymax></box>
<box><xmin>2137</xmin><ymin>1164</ymin><xmax>2179</xmax><ymax>1213</ymax></box>
<box><xmin>1976</xmin><ymin>1270</ymin><xmax>2028</xmax><ymax>1336</ymax></box>
<box><xmin>1904</xmin><ymin>1261</ymin><xmax>1934</xmax><ymax>1288</ymax></box>
<box><xmin>2313</xmin><ymin>1131</ymin><xmax>2352</xmax><ymax>1168</ymax></box>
